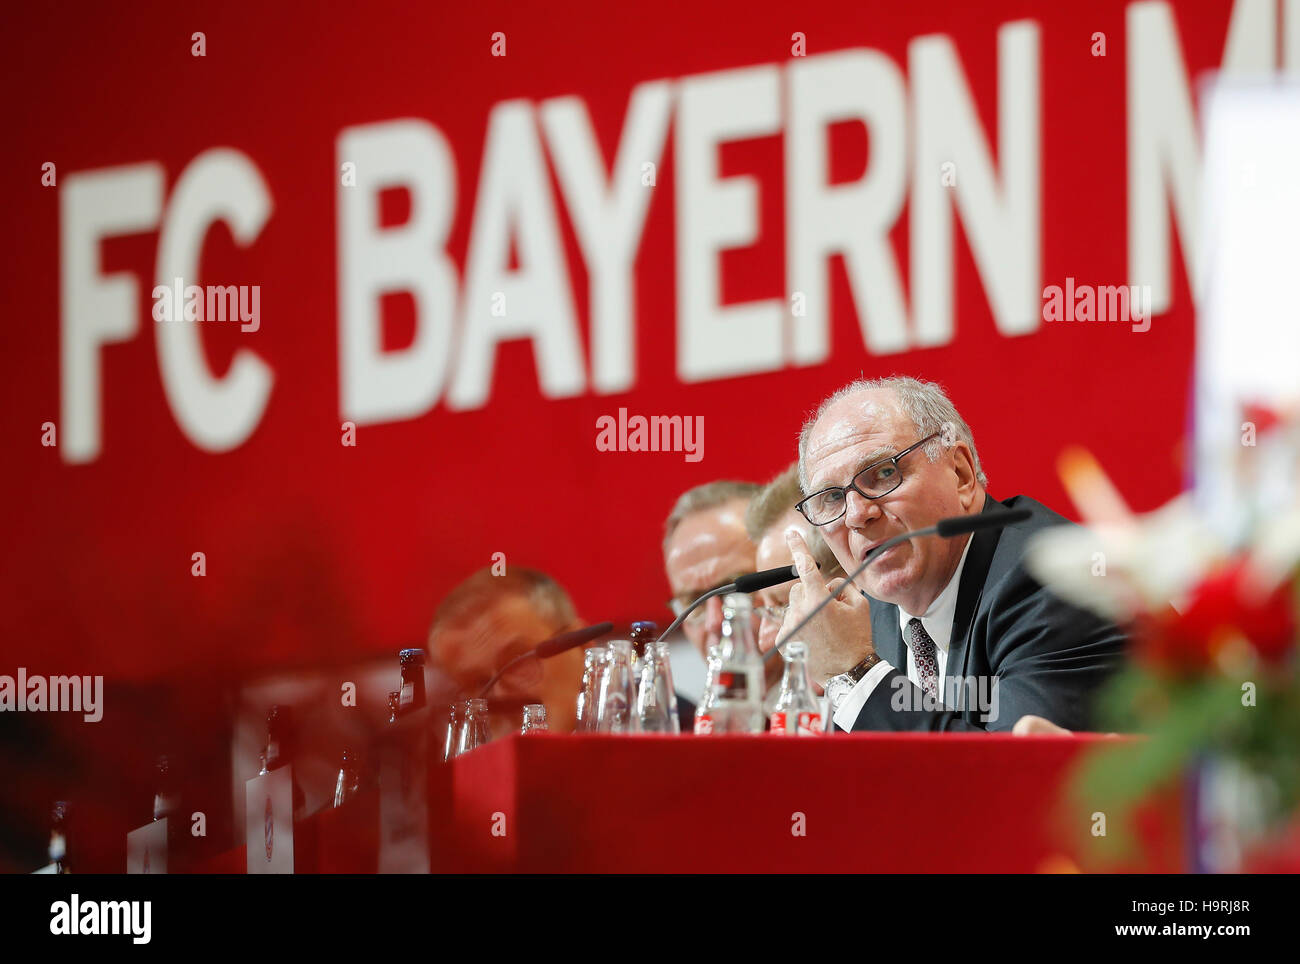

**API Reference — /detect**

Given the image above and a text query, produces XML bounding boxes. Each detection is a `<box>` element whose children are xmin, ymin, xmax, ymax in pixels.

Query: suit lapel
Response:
<box><xmin>946</xmin><ymin>494</ymin><xmax>1001</xmax><ymax>688</ymax></box>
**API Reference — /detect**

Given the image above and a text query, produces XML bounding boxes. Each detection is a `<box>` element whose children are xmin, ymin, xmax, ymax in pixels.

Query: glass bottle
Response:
<box><xmin>576</xmin><ymin>647</ymin><xmax>605</xmax><ymax>731</ymax></box>
<box><xmin>152</xmin><ymin>754</ymin><xmax>178</xmax><ymax>822</ymax></box>
<box><xmin>714</xmin><ymin>594</ymin><xmax>764</xmax><ymax>734</ymax></box>
<box><xmin>628</xmin><ymin>620</ymin><xmax>659</xmax><ymax>661</ymax></box>
<box><xmin>49</xmin><ymin>801</ymin><xmax>70</xmax><ymax>874</ymax></box>
<box><xmin>332</xmin><ymin>748</ymin><xmax>361</xmax><ymax>807</ymax></box>
<box><xmin>769</xmin><ymin>641</ymin><xmax>824</xmax><ymax>736</ymax></box>
<box><xmin>637</xmin><ymin>640</ymin><xmax>680</xmax><ymax>733</ymax></box>
<box><xmin>262</xmin><ymin>704</ymin><xmax>291</xmax><ymax>771</ymax></box>
<box><xmin>695</xmin><ymin>646</ymin><xmax>721</xmax><ymax>734</ymax></box>
<box><xmin>386</xmin><ymin>691</ymin><xmax>400</xmax><ymax>726</ymax></box>
<box><xmin>258</xmin><ymin>704</ymin><xmax>307</xmax><ymax>818</ymax></box>
<box><xmin>396</xmin><ymin>648</ymin><xmax>427</xmax><ymax>716</ymax></box>
<box><xmin>521</xmin><ymin>703</ymin><xmax>549</xmax><ymax>734</ymax></box>
<box><xmin>441</xmin><ymin>702</ymin><xmax>460</xmax><ymax>762</ymax></box>
<box><xmin>595</xmin><ymin>640</ymin><xmax>638</xmax><ymax>733</ymax></box>
<box><xmin>456</xmin><ymin>698</ymin><xmax>493</xmax><ymax>755</ymax></box>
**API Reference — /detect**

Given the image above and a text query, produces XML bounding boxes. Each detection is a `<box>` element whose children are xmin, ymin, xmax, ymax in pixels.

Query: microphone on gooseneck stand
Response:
<box><xmin>778</xmin><ymin>506</ymin><xmax>1031</xmax><ymax>732</ymax></box>
<box><xmin>654</xmin><ymin>564</ymin><xmax>818</xmax><ymax>644</ymax></box>
<box><xmin>477</xmin><ymin>621</ymin><xmax>614</xmax><ymax>699</ymax></box>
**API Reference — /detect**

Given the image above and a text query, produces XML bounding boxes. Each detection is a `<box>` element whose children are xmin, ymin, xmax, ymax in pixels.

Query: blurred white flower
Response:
<box><xmin>1024</xmin><ymin>495</ymin><xmax>1225</xmax><ymax>621</ymax></box>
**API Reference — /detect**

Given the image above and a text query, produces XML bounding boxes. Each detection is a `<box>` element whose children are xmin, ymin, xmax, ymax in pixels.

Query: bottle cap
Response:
<box><xmin>399</xmin><ymin>648</ymin><xmax>426</xmax><ymax>666</ymax></box>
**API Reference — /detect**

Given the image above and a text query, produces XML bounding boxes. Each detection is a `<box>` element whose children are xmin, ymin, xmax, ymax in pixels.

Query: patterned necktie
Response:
<box><xmin>906</xmin><ymin>617</ymin><xmax>940</xmax><ymax>704</ymax></box>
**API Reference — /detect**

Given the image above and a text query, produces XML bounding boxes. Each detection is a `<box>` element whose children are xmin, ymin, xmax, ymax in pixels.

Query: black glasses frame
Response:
<box><xmin>795</xmin><ymin>432</ymin><xmax>942</xmax><ymax>526</ymax></box>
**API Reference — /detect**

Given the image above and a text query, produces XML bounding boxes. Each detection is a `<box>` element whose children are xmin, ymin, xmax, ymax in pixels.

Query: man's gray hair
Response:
<box><xmin>796</xmin><ymin>376</ymin><xmax>988</xmax><ymax>492</ymax></box>
<box><xmin>663</xmin><ymin>480</ymin><xmax>762</xmax><ymax>552</ymax></box>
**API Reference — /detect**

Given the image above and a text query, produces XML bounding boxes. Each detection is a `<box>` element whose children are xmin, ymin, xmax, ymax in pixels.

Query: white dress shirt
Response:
<box><xmin>832</xmin><ymin>534</ymin><xmax>973</xmax><ymax>730</ymax></box>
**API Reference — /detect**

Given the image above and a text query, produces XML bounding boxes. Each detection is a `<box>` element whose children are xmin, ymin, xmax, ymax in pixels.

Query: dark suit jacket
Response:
<box><xmin>846</xmin><ymin>493</ymin><xmax>1127</xmax><ymax>733</ymax></box>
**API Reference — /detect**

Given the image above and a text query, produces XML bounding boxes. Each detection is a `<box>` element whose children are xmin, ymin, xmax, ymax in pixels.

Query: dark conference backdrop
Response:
<box><xmin>4</xmin><ymin>0</ymin><xmax>1251</xmax><ymax>683</ymax></box>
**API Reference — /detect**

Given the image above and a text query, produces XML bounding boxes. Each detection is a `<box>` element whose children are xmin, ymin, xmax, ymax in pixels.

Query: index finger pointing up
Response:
<box><xmin>785</xmin><ymin>529</ymin><xmax>828</xmax><ymax>603</ymax></box>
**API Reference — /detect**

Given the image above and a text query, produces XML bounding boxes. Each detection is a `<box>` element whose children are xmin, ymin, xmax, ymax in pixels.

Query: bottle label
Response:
<box><xmin>796</xmin><ymin>711</ymin><xmax>822</xmax><ymax>735</ymax></box>
<box><xmin>694</xmin><ymin>713</ymin><xmax>714</xmax><ymax>735</ymax></box>
<box><xmin>715</xmin><ymin>671</ymin><xmax>748</xmax><ymax>700</ymax></box>
<box><xmin>770</xmin><ymin>711</ymin><xmax>821</xmax><ymax>735</ymax></box>
<box><xmin>400</xmin><ymin>682</ymin><xmax>412</xmax><ymax>706</ymax></box>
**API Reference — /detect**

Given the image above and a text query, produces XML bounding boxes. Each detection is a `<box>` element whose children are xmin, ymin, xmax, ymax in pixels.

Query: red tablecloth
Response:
<box><xmin>447</xmin><ymin>733</ymin><xmax>1183</xmax><ymax>873</ymax></box>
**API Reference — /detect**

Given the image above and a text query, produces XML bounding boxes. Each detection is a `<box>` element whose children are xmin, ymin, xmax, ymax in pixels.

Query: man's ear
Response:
<box><xmin>952</xmin><ymin>442</ymin><xmax>980</xmax><ymax>509</ymax></box>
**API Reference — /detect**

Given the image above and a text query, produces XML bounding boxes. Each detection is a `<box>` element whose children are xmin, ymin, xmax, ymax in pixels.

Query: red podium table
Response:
<box><xmin>449</xmin><ymin>732</ymin><xmax>1184</xmax><ymax>873</ymax></box>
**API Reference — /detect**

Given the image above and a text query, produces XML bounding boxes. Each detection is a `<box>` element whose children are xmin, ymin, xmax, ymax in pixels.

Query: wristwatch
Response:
<box><xmin>824</xmin><ymin>652</ymin><xmax>883</xmax><ymax>717</ymax></box>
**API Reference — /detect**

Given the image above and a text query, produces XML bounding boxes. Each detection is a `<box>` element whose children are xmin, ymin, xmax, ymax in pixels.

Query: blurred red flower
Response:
<box><xmin>1135</xmin><ymin>558</ymin><xmax>1296</xmax><ymax>671</ymax></box>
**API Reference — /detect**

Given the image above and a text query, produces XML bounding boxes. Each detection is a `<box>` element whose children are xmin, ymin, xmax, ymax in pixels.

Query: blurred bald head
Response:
<box><xmin>429</xmin><ymin>568</ymin><xmax>583</xmax><ymax>731</ymax></box>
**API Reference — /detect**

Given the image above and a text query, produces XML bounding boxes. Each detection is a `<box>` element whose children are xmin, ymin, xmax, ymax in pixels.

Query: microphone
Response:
<box><xmin>770</xmin><ymin>507</ymin><xmax>1031</xmax><ymax>662</ymax></box>
<box><xmin>534</xmin><ymin>621</ymin><xmax>615</xmax><ymax>658</ymax></box>
<box><xmin>656</xmin><ymin>562</ymin><xmax>819</xmax><ymax>643</ymax></box>
<box><xmin>732</xmin><ymin>564</ymin><xmax>800</xmax><ymax>594</ymax></box>
<box><xmin>936</xmin><ymin>510</ymin><xmax>1027</xmax><ymax>537</ymax></box>
<box><xmin>477</xmin><ymin>621</ymin><xmax>614</xmax><ymax>698</ymax></box>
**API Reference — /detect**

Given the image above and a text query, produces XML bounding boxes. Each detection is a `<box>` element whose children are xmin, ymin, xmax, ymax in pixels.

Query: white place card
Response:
<box><xmin>246</xmin><ymin>767</ymin><xmax>294</xmax><ymax>874</ymax></box>
<box><xmin>127</xmin><ymin>818</ymin><xmax>168</xmax><ymax>874</ymax></box>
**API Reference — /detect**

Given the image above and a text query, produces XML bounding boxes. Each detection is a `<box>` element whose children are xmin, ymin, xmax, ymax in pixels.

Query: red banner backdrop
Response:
<box><xmin>3</xmin><ymin>0</ymin><xmax>1253</xmax><ymax>682</ymax></box>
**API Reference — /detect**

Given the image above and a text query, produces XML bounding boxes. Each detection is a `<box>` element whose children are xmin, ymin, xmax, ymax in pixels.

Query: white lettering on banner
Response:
<box><xmin>911</xmin><ymin>21</ymin><xmax>1041</xmax><ymax>346</ymax></box>
<box><xmin>60</xmin><ymin>164</ymin><xmax>163</xmax><ymax>464</ymax></box>
<box><xmin>338</xmin><ymin>119</ymin><xmax>458</xmax><ymax>425</ymax></box>
<box><xmin>58</xmin><ymin>3</ymin><xmax>1277</xmax><ymax>463</ymax></box>
<box><xmin>540</xmin><ymin>81</ymin><xmax>673</xmax><ymax>393</ymax></box>
<box><xmin>787</xmin><ymin>49</ymin><xmax>910</xmax><ymax>365</ymax></box>
<box><xmin>676</xmin><ymin>64</ymin><xmax>785</xmax><ymax>382</ymax></box>
<box><xmin>1127</xmin><ymin>0</ymin><xmax>1276</xmax><ymax>313</ymax></box>
<box><xmin>154</xmin><ymin>148</ymin><xmax>274</xmax><ymax>452</ymax></box>
<box><xmin>448</xmin><ymin>100</ymin><xmax>586</xmax><ymax>410</ymax></box>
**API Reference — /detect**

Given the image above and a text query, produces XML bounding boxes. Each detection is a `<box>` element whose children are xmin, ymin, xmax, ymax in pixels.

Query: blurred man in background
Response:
<box><xmin>428</xmin><ymin>568</ymin><xmax>586</xmax><ymax>734</ymax></box>
<box><xmin>662</xmin><ymin>481</ymin><xmax>761</xmax><ymax>658</ymax></box>
<box><xmin>744</xmin><ymin>463</ymin><xmax>847</xmax><ymax>709</ymax></box>
<box><xmin>662</xmin><ymin>481</ymin><xmax>761</xmax><ymax>725</ymax></box>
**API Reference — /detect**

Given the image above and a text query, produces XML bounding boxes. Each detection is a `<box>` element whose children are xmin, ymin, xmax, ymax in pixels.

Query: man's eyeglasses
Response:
<box><xmin>754</xmin><ymin>603</ymin><xmax>788</xmax><ymax>624</ymax></box>
<box><xmin>795</xmin><ymin>432</ymin><xmax>941</xmax><ymax>527</ymax></box>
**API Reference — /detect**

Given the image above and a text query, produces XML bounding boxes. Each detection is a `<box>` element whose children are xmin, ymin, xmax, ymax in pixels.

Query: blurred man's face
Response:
<box><xmin>803</xmin><ymin>388</ymin><xmax>980</xmax><ymax>616</ymax></box>
<box><xmin>431</xmin><ymin>594</ymin><xmax>584</xmax><ymax>733</ymax></box>
<box><xmin>663</xmin><ymin>498</ymin><xmax>757</xmax><ymax>658</ymax></box>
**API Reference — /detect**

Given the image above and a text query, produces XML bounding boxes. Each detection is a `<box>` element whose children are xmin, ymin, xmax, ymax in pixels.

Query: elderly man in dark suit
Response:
<box><xmin>780</xmin><ymin>375</ymin><xmax>1127</xmax><ymax>732</ymax></box>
